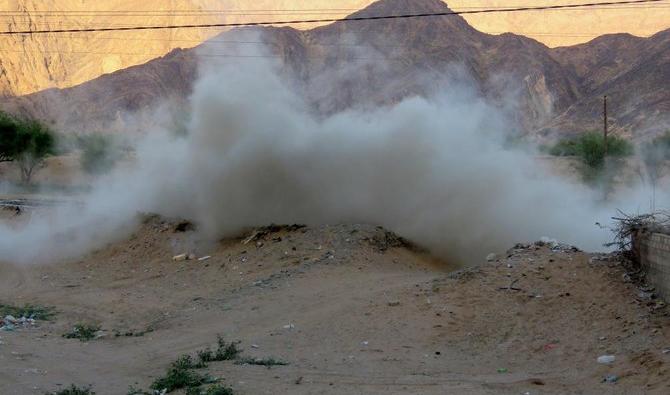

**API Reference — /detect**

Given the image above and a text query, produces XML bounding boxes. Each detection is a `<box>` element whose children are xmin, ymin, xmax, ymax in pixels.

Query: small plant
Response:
<box><xmin>174</xmin><ymin>354</ymin><xmax>208</xmax><ymax>369</ymax></box>
<box><xmin>46</xmin><ymin>384</ymin><xmax>94</xmax><ymax>395</ymax></box>
<box><xmin>149</xmin><ymin>356</ymin><xmax>213</xmax><ymax>393</ymax></box>
<box><xmin>113</xmin><ymin>328</ymin><xmax>153</xmax><ymax>338</ymax></box>
<box><xmin>0</xmin><ymin>303</ymin><xmax>55</xmax><ymax>320</ymax></box>
<box><xmin>63</xmin><ymin>324</ymin><xmax>101</xmax><ymax>342</ymax></box>
<box><xmin>214</xmin><ymin>336</ymin><xmax>242</xmax><ymax>361</ymax></box>
<box><xmin>234</xmin><ymin>357</ymin><xmax>289</xmax><ymax>367</ymax></box>
<box><xmin>197</xmin><ymin>348</ymin><xmax>215</xmax><ymax>364</ymax></box>
<box><xmin>136</xmin><ymin>336</ymin><xmax>242</xmax><ymax>394</ymax></box>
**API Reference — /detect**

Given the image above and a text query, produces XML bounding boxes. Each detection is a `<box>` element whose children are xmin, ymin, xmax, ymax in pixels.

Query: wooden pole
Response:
<box><xmin>603</xmin><ymin>96</ymin><xmax>609</xmax><ymax>156</ymax></box>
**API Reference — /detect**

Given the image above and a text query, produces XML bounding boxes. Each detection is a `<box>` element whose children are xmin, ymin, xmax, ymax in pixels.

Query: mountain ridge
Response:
<box><xmin>1</xmin><ymin>0</ymin><xmax>668</xmax><ymax>140</ymax></box>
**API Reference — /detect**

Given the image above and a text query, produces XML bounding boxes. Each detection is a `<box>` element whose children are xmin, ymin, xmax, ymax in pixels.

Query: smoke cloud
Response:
<box><xmin>0</xmin><ymin>41</ymin><xmax>665</xmax><ymax>265</ymax></box>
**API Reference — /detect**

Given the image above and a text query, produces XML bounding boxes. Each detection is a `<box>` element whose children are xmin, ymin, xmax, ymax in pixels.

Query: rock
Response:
<box><xmin>597</xmin><ymin>355</ymin><xmax>616</xmax><ymax>364</ymax></box>
<box><xmin>603</xmin><ymin>374</ymin><xmax>618</xmax><ymax>383</ymax></box>
<box><xmin>172</xmin><ymin>253</ymin><xmax>187</xmax><ymax>262</ymax></box>
<box><xmin>387</xmin><ymin>301</ymin><xmax>400</xmax><ymax>307</ymax></box>
<box><xmin>486</xmin><ymin>253</ymin><xmax>497</xmax><ymax>262</ymax></box>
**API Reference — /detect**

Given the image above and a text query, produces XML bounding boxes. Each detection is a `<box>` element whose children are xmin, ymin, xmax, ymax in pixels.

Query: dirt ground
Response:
<box><xmin>1</xmin><ymin>212</ymin><xmax>669</xmax><ymax>395</ymax></box>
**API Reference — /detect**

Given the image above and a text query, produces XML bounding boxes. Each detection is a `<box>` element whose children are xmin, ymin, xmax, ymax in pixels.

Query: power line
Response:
<box><xmin>0</xmin><ymin>0</ymin><xmax>665</xmax><ymax>35</ymax></box>
<box><xmin>0</xmin><ymin>30</ymin><xmax>656</xmax><ymax>50</ymax></box>
<box><xmin>0</xmin><ymin>2</ymin><xmax>668</xmax><ymax>16</ymax></box>
<box><xmin>1</xmin><ymin>4</ymin><xmax>668</xmax><ymax>18</ymax></box>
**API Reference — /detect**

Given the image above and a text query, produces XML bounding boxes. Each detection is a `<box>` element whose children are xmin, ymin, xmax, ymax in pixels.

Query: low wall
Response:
<box><xmin>635</xmin><ymin>230</ymin><xmax>670</xmax><ymax>301</ymax></box>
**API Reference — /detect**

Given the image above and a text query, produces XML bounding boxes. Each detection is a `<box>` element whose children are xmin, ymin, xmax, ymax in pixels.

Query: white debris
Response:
<box><xmin>597</xmin><ymin>355</ymin><xmax>616</xmax><ymax>364</ymax></box>
<box><xmin>172</xmin><ymin>253</ymin><xmax>188</xmax><ymax>262</ymax></box>
<box><xmin>197</xmin><ymin>256</ymin><xmax>212</xmax><ymax>262</ymax></box>
<box><xmin>540</xmin><ymin>237</ymin><xmax>559</xmax><ymax>248</ymax></box>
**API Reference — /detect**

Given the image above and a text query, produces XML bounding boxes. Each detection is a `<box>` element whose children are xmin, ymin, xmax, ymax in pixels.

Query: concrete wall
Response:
<box><xmin>635</xmin><ymin>231</ymin><xmax>670</xmax><ymax>301</ymax></box>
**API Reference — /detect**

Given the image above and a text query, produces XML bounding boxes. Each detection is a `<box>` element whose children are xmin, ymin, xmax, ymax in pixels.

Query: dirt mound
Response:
<box><xmin>0</xmin><ymin>217</ymin><xmax>668</xmax><ymax>394</ymax></box>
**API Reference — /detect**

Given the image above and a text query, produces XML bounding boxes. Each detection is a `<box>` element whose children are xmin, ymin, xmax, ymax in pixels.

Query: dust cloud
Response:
<box><xmin>0</xmin><ymin>41</ymin><xmax>664</xmax><ymax>265</ymax></box>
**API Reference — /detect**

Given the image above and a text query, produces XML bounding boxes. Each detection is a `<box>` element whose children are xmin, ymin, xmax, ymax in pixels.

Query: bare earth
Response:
<box><xmin>1</xmin><ymin>214</ymin><xmax>669</xmax><ymax>395</ymax></box>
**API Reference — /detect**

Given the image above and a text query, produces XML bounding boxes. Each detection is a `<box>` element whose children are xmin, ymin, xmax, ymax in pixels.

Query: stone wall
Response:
<box><xmin>635</xmin><ymin>231</ymin><xmax>670</xmax><ymax>301</ymax></box>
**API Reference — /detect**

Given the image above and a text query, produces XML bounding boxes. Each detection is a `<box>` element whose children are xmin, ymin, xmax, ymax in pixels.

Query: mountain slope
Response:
<box><xmin>0</xmin><ymin>0</ymin><xmax>220</xmax><ymax>96</ymax></box>
<box><xmin>1</xmin><ymin>0</ymin><xmax>669</xmax><ymax>96</ymax></box>
<box><xmin>547</xmin><ymin>29</ymin><xmax>670</xmax><ymax>138</ymax></box>
<box><xmin>2</xmin><ymin>0</ymin><xmax>668</xmax><ymax>140</ymax></box>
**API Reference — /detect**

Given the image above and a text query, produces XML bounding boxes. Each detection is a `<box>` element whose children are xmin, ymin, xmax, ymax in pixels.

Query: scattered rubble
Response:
<box><xmin>1</xmin><ymin>315</ymin><xmax>38</xmax><ymax>331</ymax></box>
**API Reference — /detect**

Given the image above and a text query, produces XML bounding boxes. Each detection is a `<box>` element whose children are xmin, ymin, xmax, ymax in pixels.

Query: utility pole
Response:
<box><xmin>603</xmin><ymin>95</ymin><xmax>608</xmax><ymax>157</ymax></box>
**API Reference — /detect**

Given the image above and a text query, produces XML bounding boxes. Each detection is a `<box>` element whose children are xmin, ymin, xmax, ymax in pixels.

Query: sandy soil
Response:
<box><xmin>0</xmin><ymin>214</ymin><xmax>669</xmax><ymax>395</ymax></box>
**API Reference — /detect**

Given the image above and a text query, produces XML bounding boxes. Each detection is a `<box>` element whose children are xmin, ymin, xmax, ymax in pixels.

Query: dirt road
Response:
<box><xmin>0</xmin><ymin>217</ymin><xmax>669</xmax><ymax>394</ymax></box>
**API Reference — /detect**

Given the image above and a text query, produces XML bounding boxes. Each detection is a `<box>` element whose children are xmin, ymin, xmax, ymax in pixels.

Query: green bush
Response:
<box><xmin>549</xmin><ymin>132</ymin><xmax>633</xmax><ymax>169</ymax></box>
<box><xmin>63</xmin><ymin>324</ymin><xmax>101</xmax><ymax>342</ymax></box>
<box><xmin>78</xmin><ymin>133</ymin><xmax>119</xmax><ymax>175</ymax></box>
<box><xmin>150</xmin><ymin>359</ymin><xmax>209</xmax><ymax>393</ymax></box>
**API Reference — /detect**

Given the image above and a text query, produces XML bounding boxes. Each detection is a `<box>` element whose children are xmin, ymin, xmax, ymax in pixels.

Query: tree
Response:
<box><xmin>79</xmin><ymin>133</ymin><xmax>118</xmax><ymax>175</ymax></box>
<box><xmin>548</xmin><ymin>132</ymin><xmax>633</xmax><ymax>197</ymax></box>
<box><xmin>0</xmin><ymin>112</ymin><xmax>55</xmax><ymax>183</ymax></box>
<box><xmin>0</xmin><ymin>112</ymin><xmax>20</xmax><ymax>163</ymax></box>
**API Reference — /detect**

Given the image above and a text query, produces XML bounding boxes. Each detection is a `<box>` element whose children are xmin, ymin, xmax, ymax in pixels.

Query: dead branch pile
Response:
<box><xmin>607</xmin><ymin>210</ymin><xmax>670</xmax><ymax>261</ymax></box>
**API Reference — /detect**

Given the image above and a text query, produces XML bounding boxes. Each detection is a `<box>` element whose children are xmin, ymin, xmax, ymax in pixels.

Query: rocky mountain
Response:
<box><xmin>548</xmin><ymin>29</ymin><xmax>670</xmax><ymax>139</ymax></box>
<box><xmin>1</xmin><ymin>0</ymin><xmax>668</xmax><ymax>97</ymax></box>
<box><xmin>0</xmin><ymin>0</ymin><xmax>214</xmax><ymax>96</ymax></box>
<box><xmin>2</xmin><ymin>0</ymin><xmax>668</xmax><ymax>140</ymax></box>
